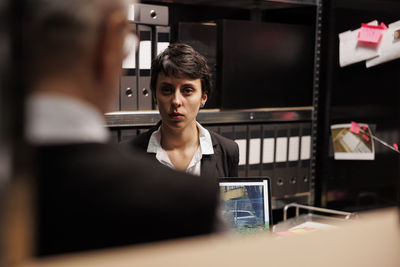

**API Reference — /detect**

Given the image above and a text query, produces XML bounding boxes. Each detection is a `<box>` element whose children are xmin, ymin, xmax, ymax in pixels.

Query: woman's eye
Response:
<box><xmin>182</xmin><ymin>87</ymin><xmax>193</xmax><ymax>95</ymax></box>
<box><xmin>160</xmin><ymin>87</ymin><xmax>172</xmax><ymax>94</ymax></box>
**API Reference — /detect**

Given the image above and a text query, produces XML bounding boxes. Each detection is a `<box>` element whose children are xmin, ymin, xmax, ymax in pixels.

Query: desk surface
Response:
<box><xmin>20</xmin><ymin>208</ymin><xmax>400</xmax><ymax>267</ymax></box>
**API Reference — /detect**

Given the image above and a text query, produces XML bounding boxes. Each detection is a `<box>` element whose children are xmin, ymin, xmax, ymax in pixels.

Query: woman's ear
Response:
<box><xmin>201</xmin><ymin>92</ymin><xmax>208</xmax><ymax>108</ymax></box>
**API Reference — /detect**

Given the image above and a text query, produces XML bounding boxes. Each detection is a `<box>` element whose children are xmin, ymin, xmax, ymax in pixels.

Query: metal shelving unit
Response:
<box><xmin>105</xmin><ymin>107</ymin><xmax>313</xmax><ymax>127</ymax></box>
<box><xmin>309</xmin><ymin>0</ymin><xmax>323</xmax><ymax>207</ymax></box>
<box><xmin>144</xmin><ymin>0</ymin><xmax>317</xmax><ymax>9</ymax></box>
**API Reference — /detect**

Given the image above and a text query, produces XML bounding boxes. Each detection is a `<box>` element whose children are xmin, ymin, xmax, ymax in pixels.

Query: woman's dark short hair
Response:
<box><xmin>150</xmin><ymin>43</ymin><xmax>212</xmax><ymax>97</ymax></box>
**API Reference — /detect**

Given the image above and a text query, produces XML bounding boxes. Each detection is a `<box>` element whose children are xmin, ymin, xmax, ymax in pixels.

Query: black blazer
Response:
<box><xmin>33</xmin><ymin>142</ymin><xmax>219</xmax><ymax>256</ymax></box>
<box><xmin>123</xmin><ymin>122</ymin><xmax>239</xmax><ymax>178</ymax></box>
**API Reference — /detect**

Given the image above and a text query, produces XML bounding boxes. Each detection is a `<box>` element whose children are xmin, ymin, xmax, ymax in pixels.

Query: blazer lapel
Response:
<box><xmin>201</xmin><ymin>153</ymin><xmax>218</xmax><ymax>178</ymax></box>
<box><xmin>201</xmin><ymin>138</ymin><xmax>222</xmax><ymax>178</ymax></box>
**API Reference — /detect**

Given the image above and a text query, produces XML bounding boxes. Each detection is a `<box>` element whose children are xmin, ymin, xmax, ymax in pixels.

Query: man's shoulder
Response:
<box><xmin>35</xmin><ymin>142</ymin><xmax>149</xmax><ymax>170</ymax></box>
<box><xmin>35</xmin><ymin>142</ymin><xmax>183</xmax><ymax>182</ymax></box>
<box><xmin>34</xmin><ymin>142</ymin><xmax>219</xmax><ymax>253</ymax></box>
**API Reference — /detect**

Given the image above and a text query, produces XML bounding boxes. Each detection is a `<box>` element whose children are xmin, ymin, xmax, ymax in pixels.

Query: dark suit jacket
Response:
<box><xmin>33</xmin><ymin>142</ymin><xmax>219</xmax><ymax>256</ymax></box>
<box><xmin>123</xmin><ymin>122</ymin><xmax>239</xmax><ymax>178</ymax></box>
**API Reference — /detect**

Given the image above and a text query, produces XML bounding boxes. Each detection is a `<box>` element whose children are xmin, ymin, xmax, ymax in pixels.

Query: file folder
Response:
<box><xmin>248</xmin><ymin>125</ymin><xmax>262</xmax><ymax>177</ymax></box>
<box><xmin>233</xmin><ymin>125</ymin><xmax>248</xmax><ymax>177</ymax></box>
<box><xmin>288</xmin><ymin>128</ymin><xmax>300</xmax><ymax>162</ymax></box>
<box><xmin>155</xmin><ymin>26</ymin><xmax>170</xmax><ymax>56</ymax></box>
<box><xmin>120</xmin><ymin>23</ymin><xmax>138</xmax><ymax>111</ymax></box>
<box><xmin>122</xmin><ymin>23</ymin><xmax>138</xmax><ymax>70</ymax></box>
<box><xmin>219</xmin><ymin>125</ymin><xmax>234</xmax><ymax>140</ymax></box>
<box><xmin>273</xmin><ymin>127</ymin><xmax>289</xmax><ymax>198</ymax></box>
<box><xmin>298</xmin><ymin>123</ymin><xmax>311</xmax><ymax>193</ymax></box>
<box><xmin>261</xmin><ymin>124</ymin><xmax>275</xmax><ymax>180</ymax></box>
<box><xmin>286</xmin><ymin>126</ymin><xmax>301</xmax><ymax>196</ymax></box>
<box><xmin>120</xmin><ymin>75</ymin><xmax>137</xmax><ymax>111</ymax></box>
<box><xmin>298</xmin><ymin>159</ymin><xmax>310</xmax><ymax>193</ymax></box>
<box><xmin>137</xmin><ymin>24</ymin><xmax>153</xmax><ymax>110</ymax></box>
<box><xmin>129</xmin><ymin>3</ymin><xmax>168</xmax><ymax>26</ymax></box>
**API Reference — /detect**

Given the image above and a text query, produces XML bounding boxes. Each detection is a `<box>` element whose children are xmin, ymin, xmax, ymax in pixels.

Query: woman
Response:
<box><xmin>126</xmin><ymin>43</ymin><xmax>239</xmax><ymax>177</ymax></box>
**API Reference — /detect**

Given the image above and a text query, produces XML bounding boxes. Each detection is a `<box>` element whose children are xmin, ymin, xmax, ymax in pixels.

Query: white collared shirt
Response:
<box><xmin>147</xmin><ymin>122</ymin><xmax>214</xmax><ymax>176</ymax></box>
<box><xmin>25</xmin><ymin>93</ymin><xmax>110</xmax><ymax>145</ymax></box>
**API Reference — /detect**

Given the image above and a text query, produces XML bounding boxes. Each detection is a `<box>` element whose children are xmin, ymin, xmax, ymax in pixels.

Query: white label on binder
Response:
<box><xmin>249</xmin><ymin>138</ymin><xmax>261</xmax><ymax>165</ymax></box>
<box><xmin>275</xmin><ymin>137</ymin><xmax>288</xmax><ymax>162</ymax></box>
<box><xmin>122</xmin><ymin>33</ymin><xmax>137</xmax><ymax>69</ymax></box>
<box><xmin>139</xmin><ymin>40</ymin><xmax>151</xmax><ymax>70</ymax></box>
<box><xmin>262</xmin><ymin>138</ymin><xmax>274</xmax><ymax>163</ymax></box>
<box><xmin>235</xmin><ymin>139</ymin><xmax>247</xmax><ymax>166</ymax></box>
<box><xmin>301</xmin><ymin>135</ymin><xmax>311</xmax><ymax>160</ymax></box>
<box><xmin>127</xmin><ymin>4</ymin><xmax>135</xmax><ymax>21</ymax></box>
<box><xmin>289</xmin><ymin>136</ymin><xmax>300</xmax><ymax>161</ymax></box>
<box><xmin>157</xmin><ymin>42</ymin><xmax>169</xmax><ymax>55</ymax></box>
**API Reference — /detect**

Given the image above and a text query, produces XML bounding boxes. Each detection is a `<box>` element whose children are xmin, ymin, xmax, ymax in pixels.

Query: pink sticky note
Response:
<box><xmin>350</xmin><ymin>121</ymin><xmax>360</xmax><ymax>134</ymax></box>
<box><xmin>393</xmin><ymin>144</ymin><xmax>398</xmax><ymax>151</ymax></box>
<box><xmin>357</xmin><ymin>23</ymin><xmax>387</xmax><ymax>44</ymax></box>
<box><xmin>362</xmin><ymin>134</ymin><xmax>370</xmax><ymax>142</ymax></box>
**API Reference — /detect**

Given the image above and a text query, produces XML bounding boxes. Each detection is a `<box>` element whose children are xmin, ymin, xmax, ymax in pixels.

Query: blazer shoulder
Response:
<box><xmin>207</xmin><ymin>130</ymin><xmax>239</xmax><ymax>177</ymax></box>
<box><xmin>209</xmin><ymin>131</ymin><xmax>239</xmax><ymax>153</ymax></box>
<box><xmin>132</xmin><ymin>131</ymin><xmax>152</xmax><ymax>150</ymax></box>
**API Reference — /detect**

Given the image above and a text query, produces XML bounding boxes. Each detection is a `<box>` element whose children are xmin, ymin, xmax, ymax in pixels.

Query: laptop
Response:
<box><xmin>218</xmin><ymin>177</ymin><xmax>272</xmax><ymax>231</ymax></box>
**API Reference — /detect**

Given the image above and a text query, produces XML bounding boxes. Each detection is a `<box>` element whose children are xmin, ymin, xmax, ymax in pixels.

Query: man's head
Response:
<box><xmin>25</xmin><ymin>0</ymin><xmax>132</xmax><ymax>112</ymax></box>
<box><xmin>150</xmin><ymin>43</ymin><xmax>212</xmax><ymax>102</ymax></box>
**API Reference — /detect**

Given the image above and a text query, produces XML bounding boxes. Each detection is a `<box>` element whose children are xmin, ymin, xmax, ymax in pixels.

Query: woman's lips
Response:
<box><xmin>169</xmin><ymin>112</ymin><xmax>184</xmax><ymax>120</ymax></box>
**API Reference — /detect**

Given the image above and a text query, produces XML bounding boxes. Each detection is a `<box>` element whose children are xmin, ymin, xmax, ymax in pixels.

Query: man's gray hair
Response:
<box><xmin>25</xmin><ymin>0</ymin><xmax>130</xmax><ymax>78</ymax></box>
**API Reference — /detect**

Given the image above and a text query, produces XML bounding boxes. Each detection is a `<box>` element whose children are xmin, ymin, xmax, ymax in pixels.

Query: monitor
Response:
<box><xmin>218</xmin><ymin>177</ymin><xmax>272</xmax><ymax>232</ymax></box>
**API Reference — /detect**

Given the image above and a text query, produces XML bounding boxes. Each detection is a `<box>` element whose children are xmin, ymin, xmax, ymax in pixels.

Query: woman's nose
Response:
<box><xmin>172</xmin><ymin>91</ymin><xmax>183</xmax><ymax>107</ymax></box>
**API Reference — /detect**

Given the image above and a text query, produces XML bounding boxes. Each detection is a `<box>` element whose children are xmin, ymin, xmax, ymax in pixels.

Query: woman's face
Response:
<box><xmin>155</xmin><ymin>72</ymin><xmax>207</xmax><ymax>131</ymax></box>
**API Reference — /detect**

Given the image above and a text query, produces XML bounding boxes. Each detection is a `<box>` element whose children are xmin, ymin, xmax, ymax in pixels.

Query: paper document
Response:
<box><xmin>331</xmin><ymin>123</ymin><xmax>375</xmax><ymax>160</ymax></box>
<box><xmin>366</xmin><ymin>20</ymin><xmax>400</xmax><ymax>67</ymax></box>
<box><xmin>339</xmin><ymin>20</ymin><xmax>380</xmax><ymax>67</ymax></box>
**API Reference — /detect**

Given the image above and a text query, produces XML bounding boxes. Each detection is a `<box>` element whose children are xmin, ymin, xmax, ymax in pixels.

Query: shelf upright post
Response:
<box><xmin>310</xmin><ymin>0</ymin><xmax>323</xmax><ymax>207</ymax></box>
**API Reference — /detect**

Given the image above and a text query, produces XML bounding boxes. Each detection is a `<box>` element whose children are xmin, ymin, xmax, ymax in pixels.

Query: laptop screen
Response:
<box><xmin>218</xmin><ymin>177</ymin><xmax>272</xmax><ymax>232</ymax></box>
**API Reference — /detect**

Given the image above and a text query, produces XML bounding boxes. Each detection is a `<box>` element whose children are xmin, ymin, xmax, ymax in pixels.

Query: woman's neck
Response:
<box><xmin>160</xmin><ymin>122</ymin><xmax>199</xmax><ymax>150</ymax></box>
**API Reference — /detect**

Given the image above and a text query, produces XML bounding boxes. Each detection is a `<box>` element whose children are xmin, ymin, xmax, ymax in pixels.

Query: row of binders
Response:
<box><xmin>211</xmin><ymin>123</ymin><xmax>312</xmax><ymax>198</ymax></box>
<box><xmin>107</xmin><ymin>3</ymin><xmax>170</xmax><ymax>112</ymax></box>
<box><xmin>115</xmin><ymin>122</ymin><xmax>312</xmax><ymax>199</ymax></box>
